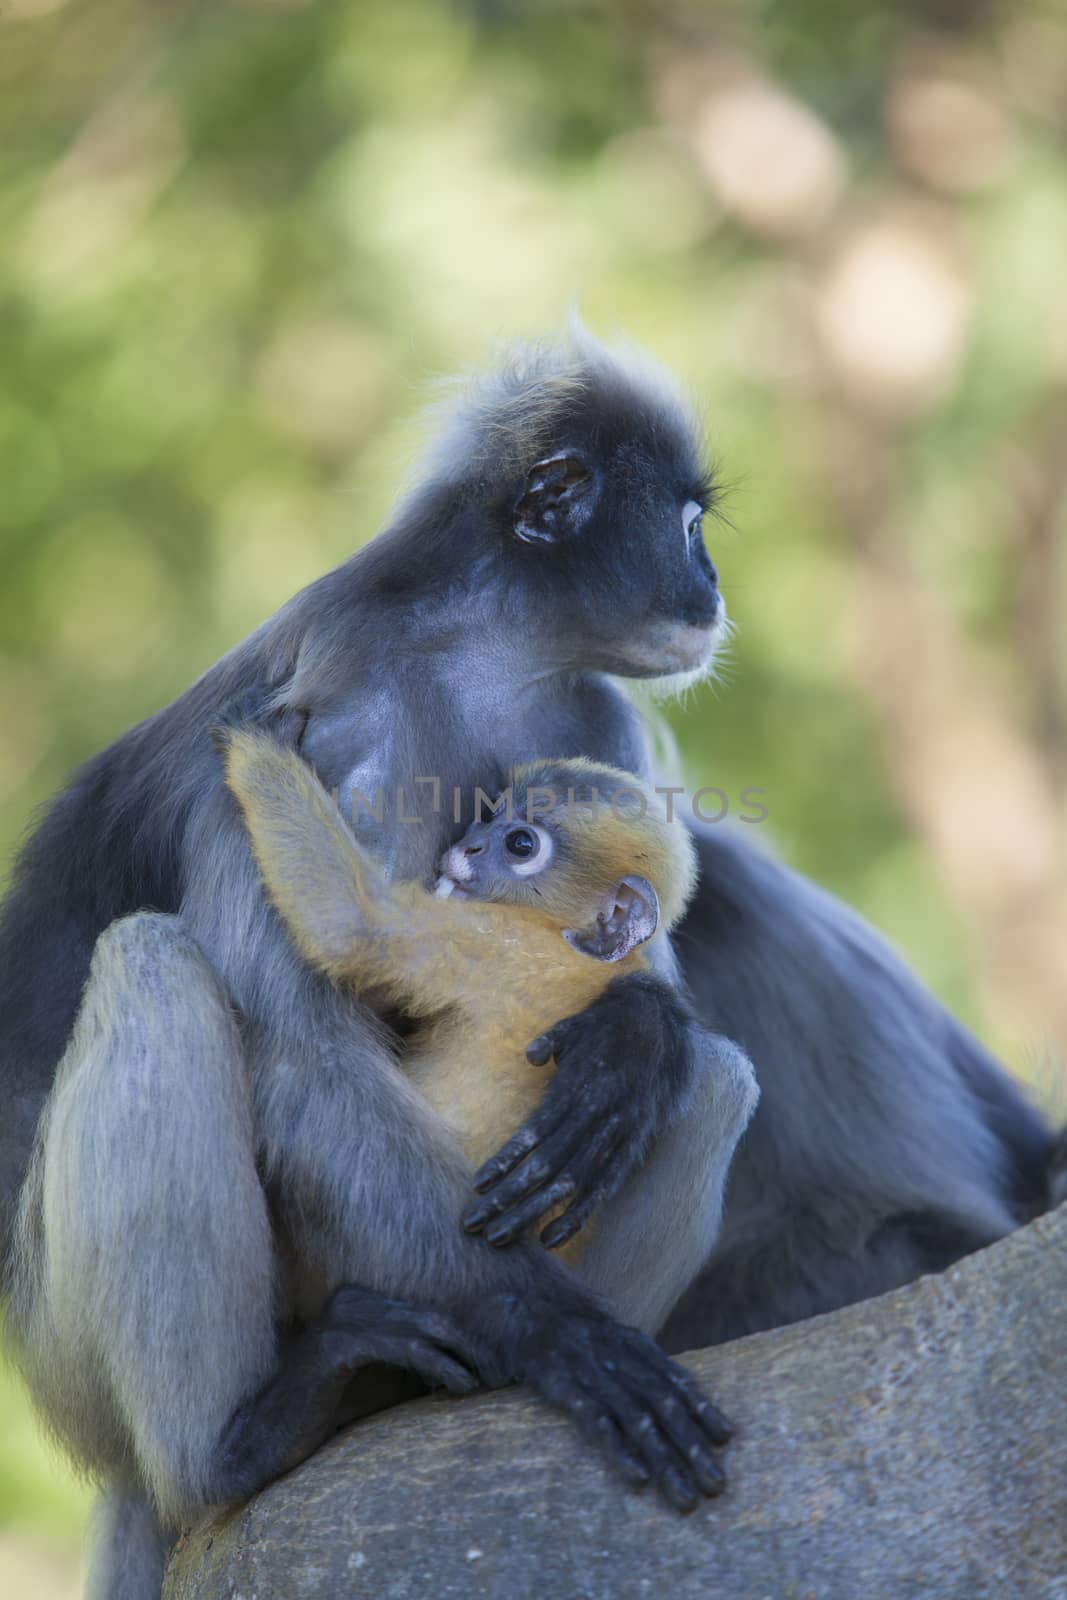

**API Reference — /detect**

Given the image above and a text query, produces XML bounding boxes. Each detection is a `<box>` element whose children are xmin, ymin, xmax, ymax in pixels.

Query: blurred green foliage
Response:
<box><xmin>1</xmin><ymin>0</ymin><xmax>1064</xmax><ymax>1577</ymax></box>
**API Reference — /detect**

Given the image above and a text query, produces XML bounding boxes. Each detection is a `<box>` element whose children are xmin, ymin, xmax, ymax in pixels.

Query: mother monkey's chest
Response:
<box><xmin>303</xmin><ymin>670</ymin><xmax>650</xmax><ymax>884</ymax></box>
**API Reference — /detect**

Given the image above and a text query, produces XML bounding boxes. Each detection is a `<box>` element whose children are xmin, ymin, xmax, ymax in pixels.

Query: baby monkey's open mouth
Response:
<box><xmin>435</xmin><ymin>840</ymin><xmax>486</xmax><ymax>900</ymax></box>
<box><xmin>433</xmin><ymin>874</ymin><xmax>472</xmax><ymax>900</ymax></box>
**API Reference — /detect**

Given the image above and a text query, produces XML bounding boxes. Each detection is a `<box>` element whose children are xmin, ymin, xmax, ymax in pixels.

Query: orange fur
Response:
<box><xmin>223</xmin><ymin>730</ymin><xmax>695</xmax><ymax>1261</ymax></box>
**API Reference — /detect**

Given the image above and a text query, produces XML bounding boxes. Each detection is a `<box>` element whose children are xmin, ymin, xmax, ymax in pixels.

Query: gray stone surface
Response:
<box><xmin>165</xmin><ymin>1203</ymin><xmax>1067</xmax><ymax>1600</ymax></box>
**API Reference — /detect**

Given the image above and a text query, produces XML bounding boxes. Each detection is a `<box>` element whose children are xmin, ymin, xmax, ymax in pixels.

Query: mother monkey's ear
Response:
<box><xmin>513</xmin><ymin>453</ymin><xmax>595</xmax><ymax>546</ymax></box>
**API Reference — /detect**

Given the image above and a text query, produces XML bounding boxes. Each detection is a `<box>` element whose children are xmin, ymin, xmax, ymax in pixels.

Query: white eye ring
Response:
<box><xmin>508</xmin><ymin>823</ymin><xmax>554</xmax><ymax>877</ymax></box>
<box><xmin>682</xmin><ymin>499</ymin><xmax>703</xmax><ymax>554</ymax></box>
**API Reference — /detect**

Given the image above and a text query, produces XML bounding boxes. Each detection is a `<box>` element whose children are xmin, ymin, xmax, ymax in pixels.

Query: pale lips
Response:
<box><xmin>434</xmin><ymin>842</ymin><xmax>477</xmax><ymax>899</ymax></box>
<box><xmin>433</xmin><ymin>873</ymin><xmax>474</xmax><ymax>900</ymax></box>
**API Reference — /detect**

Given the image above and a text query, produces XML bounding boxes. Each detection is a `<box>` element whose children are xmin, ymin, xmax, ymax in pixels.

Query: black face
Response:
<box><xmin>499</xmin><ymin>379</ymin><xmax>724</xmax><ymax>679</ymax></box>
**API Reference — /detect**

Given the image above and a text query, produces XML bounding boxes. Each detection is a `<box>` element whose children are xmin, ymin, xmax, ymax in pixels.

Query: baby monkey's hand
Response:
<box><xmin>463</xmin><ymin>973</ymin><xmax>695</xmax><ymax>1250</ymax></box>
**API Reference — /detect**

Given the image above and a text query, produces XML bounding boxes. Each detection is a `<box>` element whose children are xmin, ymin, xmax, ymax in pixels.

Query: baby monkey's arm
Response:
<box><xmin>218</xmin><ymin>726</ymin><xmax>463</xmax><ymax>1017</ymax></box>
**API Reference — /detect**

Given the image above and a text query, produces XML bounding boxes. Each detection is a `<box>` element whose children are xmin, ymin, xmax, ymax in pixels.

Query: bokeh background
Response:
<box><xmin>1</xmin><ymin>0</ymin><xmax>1065</xmax><ymax>1591</ymax></box>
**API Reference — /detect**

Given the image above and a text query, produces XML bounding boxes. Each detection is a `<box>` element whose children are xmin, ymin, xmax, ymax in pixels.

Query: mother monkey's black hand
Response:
<box><xmin>462</xmin><ymin>973</ymin><xmax>697</xmax><ymax>1250</ymax></box>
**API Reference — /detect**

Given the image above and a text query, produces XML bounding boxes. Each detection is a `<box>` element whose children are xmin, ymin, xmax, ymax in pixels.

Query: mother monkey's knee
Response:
<box><xmin>574</xmin><ymin>1032</ymin><xmax>758</xmax><ymax>1337</ymax></box>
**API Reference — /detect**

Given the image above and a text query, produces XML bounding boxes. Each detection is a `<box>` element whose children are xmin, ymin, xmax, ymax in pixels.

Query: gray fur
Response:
<box><xmin>660</xmin><ymin>821</ymin><xmax>1048</xmax><ymax>1351</ymax></box>
<box><xmin>8</xmin><ymin>916</ymin><xmax>277</xmax><ymax>1527</ymax></box>
<box><xmin>408</xmin><ymin>318</ymin><xmax>699</xmax><ymax>493</ymax></box>
<box><xmin>0</xmin><ymin>329</ymin><xmax>1053</xmax><ymax>1597</ymax></box>
<box><xmin>10</xmin><ymin>887</ymin><xmax>750</xmax><ymax>1598</ymax></box>
<box><xmin>87</xmin><ymin>1490</ymin><xmax>173</xmax><ymax>1600</ymax></box>
<box><xmin>581</xmin><ymin>1034</ymin><xmax>759</xmax><ymax>1334</ymax></box>
<box><xmin>6</xmin><ymin>635</ymin><xmax>739</xmax><ymax>1600</ymax></box>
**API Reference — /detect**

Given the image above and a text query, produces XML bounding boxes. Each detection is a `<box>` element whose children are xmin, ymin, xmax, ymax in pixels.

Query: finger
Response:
<box><xmin>360</xmin><ymin>1334</ymin><xmax>481</xmax><ymax>1395</ymax></box>
<box><xmin>571</xmin><ymin>1359</ymin><xmax>701</xmax><ymax>1512</ymax></box>
<box><xmin>540</xmin><ymin>1204</ymin><xmax>589</xmax><ymax>1251</ymax></box>
<box><xmin>657</xmin><ymin>1359</ymin><xmax>734</xmax><ymax>1448</ymax></box>
<box><xmin>377</xmin><ymin>1309</ymin><xmax>490</xmax><ymax>1376</ymax></box>
<box><xmin>540</xmin><ymin>1125</ymin><xmax>628</xmax><ymax>1249</ymax></box>
<box><xmin>470</xmin><ymin>1103</ymin><xmax>567</xmax><ymax>1195</ymax></box>
<box><xmin>628</xmin><ymin>1381</ymin><xmax>726</xmax><ymax>1498</ymax></box>
<box><xmin>589</xmin><ymin>1410</ymin><xmax>652</xmax><ymax>1491</ymax></box>
<box><xmin>604</xmin><ymin>1389</ymin><xmax>702</xmax><ymax>1512</ymax></box>
<box><xmin>422</xmin><ymin>1327</ymin><xmax>493</xmax><ymax>1381</ymax></box>
<box><xmin>382</xmin><ymin>1306</ymin><xmax>494</xmax><ymax>1385</ymax></box>
<box><xmin>486</xmin><ymin>1110</ymin><xmax>624</xmax><ymax>1249</ymax></box>
<box><xmin>465</xmin><ymin>1122</ymin><xmax>586</xmax><ymax>1235</ymax></box>
<box><xmin>484</xmin><ymin>1174</ymin><xmax>578</xmax><ymax>1248</ymax></box>
<box><xmin>406</xmin><ymin>1348</ymin><xmax>482</xmax><ymax>1396</ymax></box>
<box><xmin>614</xmin><ymin>1336</ymin><xmax>733</xmax><ymax>1449</ymax></box>
<box><xmin>525</xmin><ymin>1014</ymin><xmax>579</xmax><ymax>1067</ymax></box>
<box><xmin>390</xmin><ymin>1308</ymin><xmax>479</xmax><ymax>1352</ymax></box>
<box><xmin>465</xmin><ymin>1121</ymin><xmax>584</xmax><ymax>1232</ymax></box>
<box><xmin>534</xmin><ymin>1365</ymin><xmax>650</xmax><ymax>1491</ymax></box>
<box><xmin>659</xmin><ymin>1463</ymin><xmax>703</xmax><ymax>1513</ymax></box>
<box><xmin>525</xmin><ymin>1032</ymin><xmax>556</xmax><ymax>1067</ymax></box>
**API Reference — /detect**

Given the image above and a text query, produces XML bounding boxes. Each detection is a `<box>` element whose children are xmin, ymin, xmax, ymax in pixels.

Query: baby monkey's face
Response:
<box><xmin>435</xmin><ymin>815</ymin><xmax>556</xmax><ymax>907</ymax></box>
<box><xmin>434</xmin><ymin>800</ymin><xmax>666</xmax><ymax>966</ymax></box>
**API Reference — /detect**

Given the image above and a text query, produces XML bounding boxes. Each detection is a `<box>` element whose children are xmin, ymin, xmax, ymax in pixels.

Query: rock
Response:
<box><xmin>164</xmin><ymin>1204</ymin><xmax>1067</xmax><ymax>1600</ymax></box>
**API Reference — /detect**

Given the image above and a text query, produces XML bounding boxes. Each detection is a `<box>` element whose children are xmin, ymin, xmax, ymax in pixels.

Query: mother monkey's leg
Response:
<box><xmin>574</xmin><ymin>1029</ymin><xmax>758</xmax><ymax>1337</ymax></box>
<box><xmin>6</xmin><ymin>914</ymin><xmax>477</xmax><ymax>1600</ymax></box>
<box><xmin>7</xmin><ymin>914</ymin><xmax>275</xmax><ymax>1594</ymax></box>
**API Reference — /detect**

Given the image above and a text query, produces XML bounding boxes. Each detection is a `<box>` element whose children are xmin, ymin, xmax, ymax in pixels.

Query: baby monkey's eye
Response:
<box><xmin>504</xmin><ymin>827</ymin><xmax>539</xmax><ymax>861</ymax></box>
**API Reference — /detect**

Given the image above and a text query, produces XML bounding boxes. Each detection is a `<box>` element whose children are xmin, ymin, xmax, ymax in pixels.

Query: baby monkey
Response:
<box><xmin>220</xmin><ymin>729</ymin><xmax>697</xmax><ymax>1262</ymax></box>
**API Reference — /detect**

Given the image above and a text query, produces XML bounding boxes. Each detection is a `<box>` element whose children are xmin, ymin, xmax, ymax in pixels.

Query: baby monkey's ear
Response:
<box><xmin>562</xmin><ymin>875</ymin><xmax>660</xmax><ymax>963</ymax></box>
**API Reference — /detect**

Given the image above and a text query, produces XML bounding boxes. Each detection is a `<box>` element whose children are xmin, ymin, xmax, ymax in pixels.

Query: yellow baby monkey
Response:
<box><xmin>220</xmin><ymin>729</ymin><xmax>697</xmax><ymax>1263</ymax></box>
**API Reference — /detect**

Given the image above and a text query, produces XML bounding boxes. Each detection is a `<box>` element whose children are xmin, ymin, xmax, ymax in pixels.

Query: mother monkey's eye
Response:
<box><xmin>682</xmin><ymin>500</ymin><xmax>704</xmax><ymax>546</ymax></box>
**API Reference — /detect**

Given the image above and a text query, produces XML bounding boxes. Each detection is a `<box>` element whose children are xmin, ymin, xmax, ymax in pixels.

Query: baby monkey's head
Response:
<box><xmin>435</xmin><ymin>759</ymin><xmax>697</xmax><ymax>963</ymax></box>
